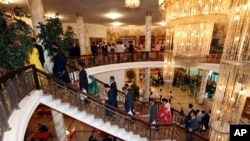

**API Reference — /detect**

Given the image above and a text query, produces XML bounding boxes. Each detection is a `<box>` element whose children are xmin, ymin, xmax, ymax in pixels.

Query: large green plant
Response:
<box><xmin>0</xmin><ymin>7</ymin><xmax>33</xmax><ymax>72</ymax></box>
<box><xmin>126</xmin><ymin>69</ymin><xmax>135</xmax><ymax>82</ymax></box>
<box><xmin>36</xmin><ymin>13</ymin><xmax>76</xmax><ymax>56</ymax></box>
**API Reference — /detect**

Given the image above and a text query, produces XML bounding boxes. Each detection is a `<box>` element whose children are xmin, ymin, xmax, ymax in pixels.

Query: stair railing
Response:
<box><xmin>36</xmin><ymin>68</ymin><xmax>209</xmax><ymax>140</ymax></box>
<box><xmin>0</xmin><ymin>60</ymin><xmax>213</xmax><ymax>140</ymax></box>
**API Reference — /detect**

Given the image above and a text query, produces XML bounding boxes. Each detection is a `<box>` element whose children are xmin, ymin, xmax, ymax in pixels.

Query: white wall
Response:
<box><xmin>94</xmin><ymin>70</ymin><xmax>125</xmax><ymax>91</ymax></box>
<box><xmin>62</xmin><ymin>23</ymin><xmax>106</xmax><ymax>39</ymax></box>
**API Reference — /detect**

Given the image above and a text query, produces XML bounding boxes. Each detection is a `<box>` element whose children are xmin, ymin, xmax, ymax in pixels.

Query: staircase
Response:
<box><xmin>39</xmin><ymin>92</ymin><xmax>147</xmax><ymax>141</ymax></box>
<box><xmin>1</xmin><ymin>65</ymin><xmax>209</xmax><ymax>141</ymax></box>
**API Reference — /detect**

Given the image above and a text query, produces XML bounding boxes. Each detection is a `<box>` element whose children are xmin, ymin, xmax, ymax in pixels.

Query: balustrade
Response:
<box><xmin>0</xmin><ymin>52</ymin><xmax>218</xmax><ymax>140</ymax></box>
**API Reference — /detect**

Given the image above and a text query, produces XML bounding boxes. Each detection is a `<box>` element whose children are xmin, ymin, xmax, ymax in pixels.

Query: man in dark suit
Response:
<box><xmin>122</xmin><ymin>86</ymin><xmax>133</xmax><ymax>114</ymax></box>
<box><xmin>32</xmin><ymin>38</ymin><xmax>45</xmax><ymax>67</ymax></box>
<box><xmin>128</xmin><ymin>41</ymin><xmax>134</xmax><ymax>61</ymax></box>
<box><xmin>110</xmin><ymin>76</ymin><xmax>118</xmax><ymax>107</ymax></box>
<box><xmin>69</xmin><ymin>41</ymin><xmax>80</xmax><ymax>57</ymax></box>
<box><xmin>78</xmin><ymin>62</ymin><xmax>88</xmax><ymax>92</ymax></box>
<box><xmin>52</xmin><ymin>43</ymin><xmax>71</xmax><ymax>84</ymax></box>
<box><xmin>185</xmin><ymin>103</ymin><xmax>194</xmax><ymax>129</ymax></box>
<box><xmin>149</xmin><ymin>99</ymin><xmax>157</xmax><ymax>124</ymax></box>
<box><xmin>91</xmin><ymin>42</ymin><xmax>98</xmax><ymax>65</ymax></box>
<box><xmin>103</xmin><ymin>84</ymin><xmax>116</xmax><ymax>116</ymax></box>
<box><xmin>186</xmin><ymin>110</ymin><xmax>199</xmax><ymax>141</ymax></box>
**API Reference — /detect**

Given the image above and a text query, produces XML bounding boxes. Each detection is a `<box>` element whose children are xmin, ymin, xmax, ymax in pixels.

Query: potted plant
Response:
<box><xmin>36</xmin><ymin>13</ymin><xmax>76</xmax><ymax>56</ymax></box>
<box><xmin>0</xmin><ymin>7</ymin><xmax>33</xmax><ymax>73</ymax></box>
<box><xmin>126</xmin><ymin>69</ymin><xmax>135</xmax><ymax>83</ymax></box>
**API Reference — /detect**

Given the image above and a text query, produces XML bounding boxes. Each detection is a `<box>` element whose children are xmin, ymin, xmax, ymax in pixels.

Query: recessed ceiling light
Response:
<box><xmin>112</xmin><ymin>21</ymin><xmax>122</xmax><ymax>27</ymax></box>
<box><xmin>106</xmin><ymin>13</ymin><xmax>121</xmax><ymax>20</ymax></box>
<box><xmin>44</xmin><ymin>13</ymin><xmax>62</xmax><ymax>19</ymax></box>
<box><xmin>159</xmin><ymin>21</ymin><xmax>166</xmax><ymax>26</ymax></box>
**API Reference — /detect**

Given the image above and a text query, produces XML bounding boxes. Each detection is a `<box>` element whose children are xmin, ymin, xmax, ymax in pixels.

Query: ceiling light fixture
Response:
<box><xmin>125</xmin><ymin>0</ymin><xmax>140</xmax><ymax>9</ymax></box>
<box><xmin>106</xmin><ymin>13</ymin><xmax>121</xmax><ymax>20</ymax></box>
<box><xmin>0</xmin><ymin>0</ymin><xmax>13</xmax><ymax>4</ymax></box>
<box><xmin>112</xmin><ymin>21</ymin><xmax>122</xmax><ymax>27</ymax></box>
<box><xmin>159</xmin><ymin>21</ymin><xmax>166</xmax><ymax>26</ymax></box>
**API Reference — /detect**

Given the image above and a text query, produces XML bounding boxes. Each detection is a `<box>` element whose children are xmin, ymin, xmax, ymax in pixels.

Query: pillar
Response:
<box><xmin>143</xmin><ymin>67</ymin><xmax>150</xmax><ymax>102</ymax></box>
<box><xmin>76</xmin><ymin>12</ymin><xmax>86</xmax><ymax>55</ymax></box>
<box><xmin>197</xmin><ymin>69</ymin><xmax>209</xmax><ymax>104</ymax></box>
<box><xmin>27</xmin><ymin>0</ymin><xmax>53</xmax><ymax>73</ymax></box>
<box><xmin>51</xmin><ymin>110</ymin><xmax>67</xmax><ymax>141</ymax></box>
<box><xmin>145</xmin><ymin>11</ymin><xmax>152</xmax><ymax>52</ymax></box>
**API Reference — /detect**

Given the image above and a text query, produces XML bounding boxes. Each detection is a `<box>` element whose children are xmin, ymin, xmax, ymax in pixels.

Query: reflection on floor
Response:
<box><xmin>25</xmin><ymin>85</ymin><xmax>211</xmax><ymax>141</ymax></box>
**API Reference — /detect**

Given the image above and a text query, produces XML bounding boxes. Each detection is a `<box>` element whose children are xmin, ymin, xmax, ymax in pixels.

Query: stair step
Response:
<box><xmin>39</xmin><ymin>93</ymin><xmax>147</xmax><ymax>141</ymax></box>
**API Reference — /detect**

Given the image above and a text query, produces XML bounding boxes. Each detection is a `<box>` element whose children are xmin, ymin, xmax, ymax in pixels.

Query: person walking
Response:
<box><xmin>149</xmin><ymin>99</ymin><xmax>157</xmax><ymax>125</ymax></box>
<box><xmin>78</xmin><ymin>62</ymin><xmax>88</xmax><ymax>93</ymax></box>
<box><xmin>32</xmin><ymin>38</ymin><xmax>45</xmax><ymax>67</ymax></box>
<box><xmin>103</xmin><ymin>84</ymin><xmax>116</xmax><ymax>117</ymax></box>
<box><xmin>51</xmin><ymin>42</ymin><xmax>71</xmax><ymax>84</ymax></box>
<box><xmin>122</xmin><ymin>86</ymin><xmax>133</xmax><ymax>115</ymax></box>
<box><xmin>110</xmin><ymin>76</ymin><xmax>118</xmax><ymax>107</ymax></box>
<box><xmin>157</xmin><ymin>98</ymin><xmax>172</xmax><ymax>124</ymax></box>
<box><xmin>186</xmin><ymin>110</ymin><xmax>199</xmax><ymax>141</ymax></box>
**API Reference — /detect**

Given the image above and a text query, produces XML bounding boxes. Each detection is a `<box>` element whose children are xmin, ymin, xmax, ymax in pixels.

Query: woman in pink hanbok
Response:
<box><xmin>157</xmin><ymin>98</ymin><xmax>172</xmax><ymax>124</ymax></box>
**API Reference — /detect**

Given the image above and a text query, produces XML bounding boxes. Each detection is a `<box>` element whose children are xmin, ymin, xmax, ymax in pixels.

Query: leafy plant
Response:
<box><xmin>126</xmin><ymin>69</ymin><xmax>135</xmax><ymax>82</ymax></box>
<box><xmin>36</xmin><ymin>13</ymin><xmax>76</xmax><ymax>56</ymax></box>
<box><xmin>0</xmin><ymin>7</ymin><xmax>33</xmax><ymax>72</ymax></box>
<box><xmin>130</xmin><ymin>83</ymin><xmax>140</xmax><ymax>99</ymax></box>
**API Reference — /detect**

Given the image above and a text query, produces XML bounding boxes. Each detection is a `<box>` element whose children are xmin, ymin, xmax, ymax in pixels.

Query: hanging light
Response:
<box><xmin>209</xmin><ymin>1</ymin><xmax>250</xmax><ymax>140</ymax></box>
<box><xmin>161</xmin><ymin>0</ymin><xmax>231</xmax><ymax>68</ymax></box>
<box><xmin>0</xmin><ymin>0</ymin><xmax>13</xmax><ymax>4</ymax></box>
<box><xmin>125</xmin><ymin>0</ymin><xmax>140</xmax><ymax>9</ymax></box>
<box><xmin>173</xmin><ymin>22</ymin><xmax>214</xmax><ymax>67</ymax></box>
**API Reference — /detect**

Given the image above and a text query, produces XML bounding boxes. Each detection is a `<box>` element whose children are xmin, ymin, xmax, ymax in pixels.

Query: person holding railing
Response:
<box><xmin>149</xmin><ymin>99</ymin><xmax>157</xmax><ymax>125</ymax></box>
<box><xmin>122</xmin><ymin>86</ymin><xmax>133</xmax><ymax>115</ymax></box>
<box><xmin>78</xmin><ymin>62</ymin><xmax>89</xmax><ymax>104</ymax></box>
<box><xmin>186</xmin><ymin>110</ymin><xmax>199</xmax><ymax>141</ymax></box>
<box><xmin>110</xmin><ymin>76</ymin><xmax>118</xmax><ymax>108</ymax></box>
<box><xmin>103</xmin><ymin>84</ymin><xmax>116</xmax><ymax>118</ymax></box>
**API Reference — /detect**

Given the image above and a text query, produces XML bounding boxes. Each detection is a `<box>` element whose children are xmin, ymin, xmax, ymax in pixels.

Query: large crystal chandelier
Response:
<box><xmin>161</xmin><ymin>0</ymin><xmax>231</xmax><ymax>68</ymax></box>
<box><xmin>210</xmin><ymin>0</ymin><xmax>250</xmax><ymax>140</ymax></box>
<box><xmin>173</xmin><ymin>22</ymin><xmax>214</xmax><ymax>67</ymax></box>
<box><xmin>125</xmin><ymin>0</ymin><xmax>140</xmax><ymax>9</ymax></box>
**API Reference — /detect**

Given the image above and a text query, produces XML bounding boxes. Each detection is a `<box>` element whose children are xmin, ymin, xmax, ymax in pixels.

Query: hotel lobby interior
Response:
<box><xmin>1</xmin><ymin>0</ymin><xmax>250</xmax><ymax>141</ymax></box>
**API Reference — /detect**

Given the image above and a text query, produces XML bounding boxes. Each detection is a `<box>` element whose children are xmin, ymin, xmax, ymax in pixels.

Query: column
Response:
<box><xmin>76</xmin><ymin>12</ymin><xmax>85</xmax><ymax>55</ymax></box>
<box><xmin>143</xmin><ymin>67</ymin><xmax>150</xmax><ymax>102</ymax></box>
<box><xmin>210</xmin><ymin>1</ymin><xmax>250</xmax><ymax>140</ymax></box>
<box><xmin>51</xmin><ymin>110</ymin><xmax>67</xmax><ymax>141</ymax></box>
<box><xmin>197</xmin><ymin>69</ymin><xmax>209</xmax><ymax>104</ymax></box>
<box><xmin>27</xmin><ymin>0</ymin><xmax>53</xmax><ymax>73</ymax></box>
<box><xmin>145</xmin><ymin>11</ymin><xmax>152</xmax><ymax>60</ymax></box>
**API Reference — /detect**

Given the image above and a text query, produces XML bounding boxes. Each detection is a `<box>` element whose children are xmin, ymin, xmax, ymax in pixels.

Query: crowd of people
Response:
<box><xmin>185</xmin><ymin>104</ymin><xmax>211</xmax><ymax>141</ymax></box>
<box><xmin>26</xmin><ymin>39</ymin><xmax>211</xmax><ymax>141</ymax></box>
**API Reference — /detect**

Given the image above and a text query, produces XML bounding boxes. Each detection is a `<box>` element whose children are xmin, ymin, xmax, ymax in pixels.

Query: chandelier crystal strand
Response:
<box><xmin>210</xmin><ymin>0</ymin><xmax>250</xmax><ymax>140</ymax></box>
<box><xmin>163</xmin><ymin>51</ymin><xmax>175</xmax><ymax>81</ymax></box>
<box><xmin>221</xmin><ymin>0</ymin><xmax>250</xmax><ymax>62</ymax></box>
<box><xmin>164</xmin><ymin>0</ymin><xmax>231</xmax><ymax>21</ymax></box>
<box><xmin>160</xmin><ymin>0</ymin><xmax>230</xmax><ymax>68</ymax></box>
<box><xmin>125</xmin><ymin>0</ymin><xmax>140</xmax><ymax>9</ymax></box>
<box><xmin>172</xmin><ymin>22</ymin><xmax>214</xmax><ymax>67</ymax></box>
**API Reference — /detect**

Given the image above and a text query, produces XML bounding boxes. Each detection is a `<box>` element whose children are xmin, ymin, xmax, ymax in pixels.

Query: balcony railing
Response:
<box><xmin>67</xmin><ymin>51</ymin><xmax>222</xmax><ymax>70</ymax></box>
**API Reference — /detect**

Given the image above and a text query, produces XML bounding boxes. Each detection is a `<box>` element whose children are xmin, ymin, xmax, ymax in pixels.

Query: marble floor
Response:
<box><xmin>24</xmin><ymin>84</ymin><xmax>211</xmax><ymax>141</ymax></box>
